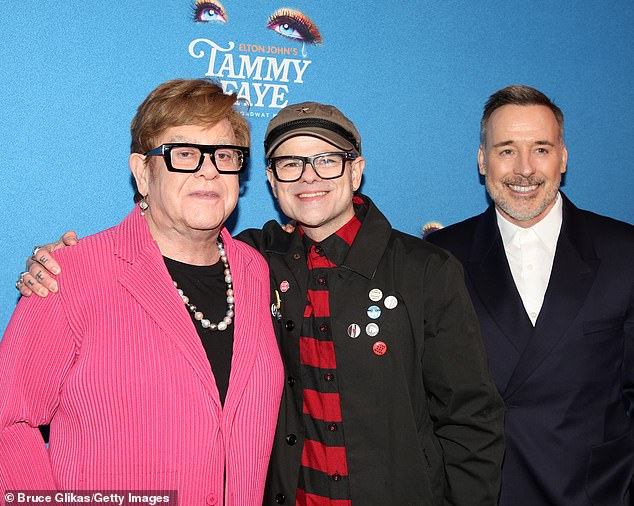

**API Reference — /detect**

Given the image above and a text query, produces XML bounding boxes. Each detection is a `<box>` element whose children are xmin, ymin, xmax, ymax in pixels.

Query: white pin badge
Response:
<box><xmin>347</xmin><ymin>323</ymin><xmax>361</xmax><ymax>338</ymax></box>
<box><xmin>367</xmin><ymin>305</ymin><xmax>381</xmax><ymax>319</ymax></box>
<box><xmin>366</xmin><ymin>323</ymin><xmax>379</xmax><ymax>337</ymax></box>
<box><xmin>280</xmin><ymin>280</ymin><xmax>290</xmax><ymax>293</ymax></box>
<box><xmin>369</xmin><ymin>288</ymin><xmax>383</xmax><ymax>302</ymax></box>
<box><xmin>384</xmin><ymin>295</ymin><xmax>398</xmax><ymax>310</ymax></box>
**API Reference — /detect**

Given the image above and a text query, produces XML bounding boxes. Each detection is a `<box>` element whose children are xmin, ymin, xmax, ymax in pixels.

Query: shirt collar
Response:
<box><xmin>496</xmin><ymin>192</ymin><xmax>563</xmax><ymax>253</ymax></box>
<box><xmin>300</xmin><ymin>195</ymin><xmax>368</xmax><ymax>266</ymax></box>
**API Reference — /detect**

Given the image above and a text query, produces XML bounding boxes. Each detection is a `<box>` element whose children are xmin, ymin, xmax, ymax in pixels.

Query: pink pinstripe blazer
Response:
<box><xmin>0</xmin><ymin>207</ymin><xmax>283</xmax><ymax>505</ymax></box>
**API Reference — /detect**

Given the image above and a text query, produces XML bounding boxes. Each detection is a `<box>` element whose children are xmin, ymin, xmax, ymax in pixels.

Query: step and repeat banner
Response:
<box><xmin>2</xmin><ymin>1</ymin><xmax>633</xmax><ymax>329</ymax></box>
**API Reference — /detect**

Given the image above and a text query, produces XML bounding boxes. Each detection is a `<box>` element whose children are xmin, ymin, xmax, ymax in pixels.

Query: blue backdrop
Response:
<box><xmin>2</xmin><ymin>1</ymin><xmax>633</xmax><ymax>332</ymax></box>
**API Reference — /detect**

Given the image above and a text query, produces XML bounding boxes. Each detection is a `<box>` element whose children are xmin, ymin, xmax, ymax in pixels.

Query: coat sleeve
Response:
<box><xmin>0</xmin><ymin>292</ymin><xmax>77</xmax><ymax>491</ymax></box>
<box><xmin>420</xmin><ymin>253</ymin><xmax>505</xmax><ymax>505</ymax></box>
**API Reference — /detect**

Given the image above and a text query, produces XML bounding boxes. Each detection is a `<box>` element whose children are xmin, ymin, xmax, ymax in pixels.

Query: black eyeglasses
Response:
<box><xmin>267</xmin><ymin>152</ymin><xmax>358</xmax><ymax>182</ymax></box>
<box><xmin>144</xmin><ymin>143</ymin><xmax>249</xmax><ymax>173</ymax></box>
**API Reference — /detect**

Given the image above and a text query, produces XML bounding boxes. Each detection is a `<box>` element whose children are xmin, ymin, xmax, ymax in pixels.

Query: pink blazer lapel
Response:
<box><xmin>219</xmin><ymin>229</ymin><xmax>262</xmax><ymax>421</ymax></box>
<box><xmin>113</xmin><ymin>208</ymin><xmax>221</xmax><ymax>409</ymax></box>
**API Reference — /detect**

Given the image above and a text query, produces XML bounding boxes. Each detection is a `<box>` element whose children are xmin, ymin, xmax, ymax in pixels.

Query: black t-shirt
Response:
<box><xmin>163</xmin><ymin>256</ymin><xmax>234</xmax><ymax>406</ymax></box>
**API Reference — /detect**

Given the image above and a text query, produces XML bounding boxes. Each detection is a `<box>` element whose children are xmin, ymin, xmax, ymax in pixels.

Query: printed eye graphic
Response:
<box><xmin>192</xmin><ymin>0</ymin><xmax>227</xmax><ymax>23</ymax></box>
<box><xmin>266</xmin><ymin>8</ymin><xmax>322</xmax><ymax>44</ymax></box>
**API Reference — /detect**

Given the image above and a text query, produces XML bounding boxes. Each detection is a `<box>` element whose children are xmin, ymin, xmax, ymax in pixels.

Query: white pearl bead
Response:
<box><xmin>172</xmin><ymin>239</ymin><xmax>234</xmax><ymax>332</ymax></box>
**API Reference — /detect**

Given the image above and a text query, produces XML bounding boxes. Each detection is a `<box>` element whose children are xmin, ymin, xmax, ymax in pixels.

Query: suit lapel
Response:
<box><xmin>115</xmin><ymin>209</ymin><xmax>221</xmax><ymax>408</ymax></box>
<box><xmin>466</xmin><ymin>207</ymin><xmax>534</xmax><ymax>357</ymax></box>
<box><xmin>503</xmin><ymin>196</ymin><xmax>600</xmax><ymax>397</ymax></box>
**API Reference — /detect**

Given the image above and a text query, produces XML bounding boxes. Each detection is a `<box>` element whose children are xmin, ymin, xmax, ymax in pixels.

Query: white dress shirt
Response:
<box><xmin>496</xmin><ymin>193</ymin><xmax>563</xmax><ymax>326</ymax></box>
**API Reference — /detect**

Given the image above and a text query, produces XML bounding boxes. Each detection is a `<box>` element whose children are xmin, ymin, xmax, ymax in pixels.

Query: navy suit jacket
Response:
<box><xmin>428</xmin><ymin>194</ymin><xmax>634</xmax><ymax>505</ymax></box>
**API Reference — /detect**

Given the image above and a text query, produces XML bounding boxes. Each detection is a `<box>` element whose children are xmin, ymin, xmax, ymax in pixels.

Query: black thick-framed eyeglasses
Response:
<box><xmin>144</xmin><ymin>143</ymin><xmax>249</xmax><ymax>173</ymax></box>
<box><xmin>267</xmin><ymin>151</ymin><xmax>358</xmax><ymax>182</ymax></box>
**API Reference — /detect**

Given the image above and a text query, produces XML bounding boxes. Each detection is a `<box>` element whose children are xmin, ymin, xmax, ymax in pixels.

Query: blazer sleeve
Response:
<box><xmin>0</xmin><ymin>292</ymin><xmax>77</xmax><ymax>490</ymax></box>
<box><xmin>419</xmin><ymin>253</ymin><xmax>505</xmax><ymax>505</ymax></box>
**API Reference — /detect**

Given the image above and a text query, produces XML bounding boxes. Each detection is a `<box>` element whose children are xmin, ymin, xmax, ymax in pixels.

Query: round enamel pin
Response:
<box><xmin>367</xmin><ymin>305</ymin><xmax>381</xmax><ymax>319</ymax></box>
<box><xmin>347</xmin><ymin>323</ymin><xmax>361</xmax><ymax>338</ymax></box>
<box><xmin>366</xmin><ymin>323</ymin><xmax>379</xmax><ymax>337</ymax></box>
<box><xmin>280</xmin><ymin>280</ymin><xmax>290</xmax><ymax>293</ymax></box>
<box><xmin>384</xmin><ymin>295</ymin><xmax>398</xmax><ymax>309</ymax></box>
<box><xmin>373</xmin><ymin>341</ymin><xmax>387</xmax><ymax>356</ymax></box>
<box><xmin>369</xmin><ymin>288</ymin><xmax>383</xmax><ymax>302</ymax></box>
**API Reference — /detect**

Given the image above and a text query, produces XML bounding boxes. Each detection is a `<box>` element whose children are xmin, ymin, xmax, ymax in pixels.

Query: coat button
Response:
<box><xmin>319</xmin><ymin>323</ymin><xmax>329</xmax><ymax>333</ymax></box>
<box><xmin>318</xmin><ymin>276</ymin><xmax>327</xmax><ymax>286</ymax></box>
<box><xmin>286</xmin><ymin>434</ymin><xmax>297</xmax><ymax>445</ymax></box>
<box><xmin>292</xmin><ymin>252</ymin><xmax>302</xmax><ymax>260</ymax></box>
<box><xmin>328</xmin><ymin>423</ymin><xmax>338</xmax><ymax>432</ymax></box>
<box><xmin>275</xmin><ymin>493</ymin><xmax>286</xmax><ymax>504</ymax></box>
<box><xmin>287</xmin><ymin>376</ymin><xmax>296</xmax><ymax>387</ymax></box>
<box><xmin>285</xmin><ymin>320</ymin><xmax>295</xmax><ymax>331</ymax></box>
<box><xmin>331</xmin><ymin>472</ymin><xmax>342</xmax><ymax>481</ymax></box>
<box><xmin>314</xmin><ymin>245</ymin><xmax>324</xmax><ymax>256</ymax></box>
<box><xmin>206</xmin><ymin>494</ymin><xmax>217</xmax><ymax>505</ymax></box>
<box><xmin>324</xmin><ymin>373</ymin><xmax>335</xmax><ymax>382</ymax></box>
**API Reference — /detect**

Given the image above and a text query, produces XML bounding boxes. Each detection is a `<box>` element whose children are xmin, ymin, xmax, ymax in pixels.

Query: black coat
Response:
<box><xmin>428</xmin><ymin>194</ymin><xmax>634</xmax><ymax>506</ymax></box>
<box><xmin>239</xmin><ymin>195</ymin><xmax>504</xmax><ymax>505</ymax></box>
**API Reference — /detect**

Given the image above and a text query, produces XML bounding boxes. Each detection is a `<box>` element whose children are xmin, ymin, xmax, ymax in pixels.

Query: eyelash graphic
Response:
<box><xmin>266</xmin><ymin>8</ymin><xmax>322</xmax><ymax>45</ymax></box>
<box><xmin>192</xmin><ymin>0</ymin><xmax>228</xmax><ymax>23</ymax></box>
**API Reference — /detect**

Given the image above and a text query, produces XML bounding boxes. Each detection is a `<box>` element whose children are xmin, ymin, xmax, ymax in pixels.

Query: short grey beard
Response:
<box><xmin>486</xmin><ymin>179</ymin><xmax>559</xmax><ymax>223</ymax></box>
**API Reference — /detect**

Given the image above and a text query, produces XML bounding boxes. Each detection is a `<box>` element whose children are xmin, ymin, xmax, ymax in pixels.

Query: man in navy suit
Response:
<box><xmin>428</xmin><ymin>84</ymin><xmax>634</xmax><ymax>505</ymax></box>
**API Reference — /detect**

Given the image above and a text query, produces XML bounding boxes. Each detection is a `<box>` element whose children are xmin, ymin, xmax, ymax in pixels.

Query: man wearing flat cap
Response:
<box><xmin>243</xmin><ymin>102</ymin><xmax>505</xmax><ymax>505</ymax></box>
<box><xmin>17</xmin><ymin>101</ymin><xmax>505</xmax><ymax>505</ymax></box>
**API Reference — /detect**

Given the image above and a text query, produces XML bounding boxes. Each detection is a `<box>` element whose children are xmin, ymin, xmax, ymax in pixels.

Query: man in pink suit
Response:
<box><xmin>0</xmin><ymin>79</ymin><xmax>284</xmax><ymax>505</ymax></box>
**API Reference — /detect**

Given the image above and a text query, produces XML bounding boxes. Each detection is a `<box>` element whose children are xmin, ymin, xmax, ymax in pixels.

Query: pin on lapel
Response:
<box><xmin>369</xmin><ymin>288</ymin><xmax>383</xmax><ymax>302</ymax></box>
<box><xmin>347</xmin><ymin>323</ymin><xmax>361</xmax><ymax>338</ymax></box>
<box><xmin>271</xmin><ymin>290</ymin><xmax>282</xmax><ymax>320</ymax></box>
<box><xmin>373</xmin><ymin>341</ymin><xmax>387</xmax><ymax>356</ymax></box>
<box><xmin>366</xmin><ymin>323</ymin><xmax>379</xmax><ymax>337</ymax></box>
<box><xmin>367</xmin><ymin>305</ymin><xmax>381</xmax><ymax>319</ymax></box>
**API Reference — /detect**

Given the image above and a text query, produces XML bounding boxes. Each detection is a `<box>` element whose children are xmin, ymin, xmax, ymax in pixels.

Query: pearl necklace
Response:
<box><xmin>173</xmin><ymin>240</ymin><xmax>235</xmax><ymax>331</ymax></box>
